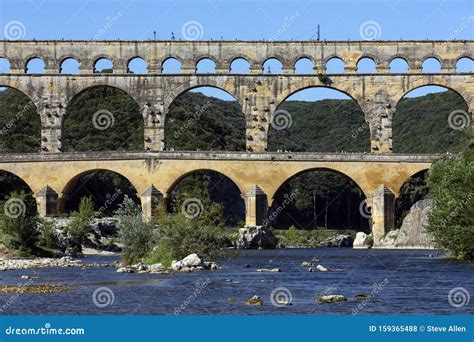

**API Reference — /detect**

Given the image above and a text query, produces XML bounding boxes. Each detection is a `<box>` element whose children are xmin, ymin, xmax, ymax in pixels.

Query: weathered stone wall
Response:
<box><xmin>0</xmin><ymin>40</ymin><xmax>472</xmax><ymax>153</ymax></box>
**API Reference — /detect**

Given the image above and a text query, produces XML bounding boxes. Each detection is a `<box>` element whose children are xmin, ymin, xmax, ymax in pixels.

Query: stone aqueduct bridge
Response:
<box><xmin>0</xmin><ymin>40</ymin><xmax>473</xmax><ymax>246</ymax></box>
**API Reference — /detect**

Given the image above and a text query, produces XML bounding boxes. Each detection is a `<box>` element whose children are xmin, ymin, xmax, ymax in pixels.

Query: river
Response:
<box><xmin>0</xmin><ymin>249</ymin><xmax>472</xmax><ymax>315</ymax></box>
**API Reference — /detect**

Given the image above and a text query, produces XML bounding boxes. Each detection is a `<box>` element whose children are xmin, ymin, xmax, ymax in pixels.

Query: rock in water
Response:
<box><xmin>181</xmin><ymin>253</ymin><xmax>202</xmax><ymax>267</ymax></box>
<box><xmin>379</xmin><ymin>199</ymin><xmax>434</xmax><ymax>249</ymax></box>
<box><xmin>300</xmin><ymin>261</ymin><xmax>313</xmax><ymax>267</ymax></box>
<box><xmin>116</xmin><ymin>267</ymin><xmax>134</xmax><ymax>273</ymax></box>
<box><xmin>317</xmin><ymin>234</ymin><xmax>354</xmax><ymax>247</ymax></box>
<box><xmin>256</xmin><ymin>268</ymin><xmax>281</xmax><ymax>272</ymax></box>
<box><xmin>315</xmin><ymin>265</ymin><xmax>328</xmax><ymax>272</ymax></box>
<box><xmin>354</xmin><ymin>294</ymin><xmax>375</xmax><ymax>301</ymax></box>
<box><xmin>317</xmin><ymin>294</ymin><xmax>347</xmax><ymax>304</ymax></box>
<box><xmin>245</xmin><ymin>295</ymin><xmax>264</xmax><ymax>305</ymax></box>
<box><xmin>353</xmin><ymin>232</ymin><xmax>373</xmax><ymax>249</ymax></box>
<box><xmin>237</xmin><ymin>226</ymin><xmax>278</xmax><ymax>249</ymax></box>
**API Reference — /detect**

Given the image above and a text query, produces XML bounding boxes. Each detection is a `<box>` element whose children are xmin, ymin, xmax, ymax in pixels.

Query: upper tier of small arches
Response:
<box><xmin>0</xmin><ymin>40</ymin><xmax>472</xmax><ymax>74</ymax></box>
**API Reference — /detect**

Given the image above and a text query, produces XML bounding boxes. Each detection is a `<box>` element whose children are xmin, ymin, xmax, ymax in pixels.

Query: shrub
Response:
<box><xmin>0</xmin><ymin>191</ymin><xmax>38</xmax><ymax>252</ymax></box>
<box><xmin>38</xmin><ymin>219</ymin><xmax>57</xmax><ymax>250</ymax></box>
<box><xmin>65</xmin><ymin>197</ymin><xmax>95</xmax><ymax>253</ymax></box>
<box><xmin>114</xmin><ymin>196</ymin><xmax>155</xmax><ymax>264</ymax></box>
<box><xmin>426</xmin><ymin>149</ymin><xmax>474</xmax><ymax>260</ymax></box>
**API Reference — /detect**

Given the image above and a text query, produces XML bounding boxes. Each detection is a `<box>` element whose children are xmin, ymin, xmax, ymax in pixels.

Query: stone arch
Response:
<box><xmin>421</xmin><ymin>56</ymin><xmax>442</xmax><ymax>72</ymax></box>
<box><xmin>274</xmin><ymin>84</ymin><xmax>364</xmax><ymax>112</ymax></box>
<box><xmin>164</xmin><ymin>168</ymin><xmax>245</xmax><ymax>197</ymax></box>
<box><xmin>389</xmin><ymin>56</ymin><xmax>410</xmax><ymax>72</ymax></box>
<box><xmin>356</xmin><ymin>56</ymin><xmax>377</xmax><ymax>73</ymax></box>
<box><xmin>127</xmin><ymin>56</ymin><xmax>148</xmax><ymax>74</ymax></box>
<box><xmin>163</xmin><ymin>82</ymin><xmax>243</xmax><ymax>116</ymax></box>
<box><xmin>161</xmin><ymin>56</ymin><xmax>182</xmax><ymax>73</ymax></box>
<box><xmin>268</xmin><ymin>166</ymin><xmax>371</xmax><ymax>230</ymax></box>
<box><xmin>0</xmin><ymin>85</ymin><xmax>41</xmax><ymax>152</ymax></box>
<box><xmin>62</xmin><ymin>85</ymin><xmax>144</xmax><ymax>151</ymax></box>
<box><xmin>59</xmin><ymin>168</ymin><xmax>143</xmax><ymax>213</ymax></box>
<box><xmin>262</xmin><ymin>56</ymin><xmax>284</xmax><ymax>73</ymax></box>
<box><xmin>164</xmin><ymin>85</ymin><xmax>246</xmax><ymax>151</ymax></box>
<box><xmin>393</xmin><ymin>84</ymin><xmax>471</xmax><ymax>153</ymax></box>
<box><xmin>393</xmin><ymin>82</ymin><xmax>471</xmax><ymax>110</ymax></box>
<box><xmin>64</xmin><ymin>83</ymin><xmax>141</xmax><ymax>111</ymax></box>
<box><xmin>294</xmin><ymin>56</ymin><xmax>314</xmax><ymax>74</ymax></box>
<box><xmin>270</xmin><ymin>166</ymin><xmax>370</xmax><ymax>204</ymax></box>
<box><xmin>195</xmin><ymin>57</ymin><xmax>217</xmax><ymax>73</ymax></box>
<box><xmin>325</xmin><ymin>56</ymin><xmax>345</xmax><ymax>73</ymax></box>
<box><xmin>93</xmin><ymin>55</ymin><xmax>114</xmax><ymax>73</ymax></box>
<box><xmin>0</xmin><ymin>169</ymin><xmax>36</xmax><ymax>197</ymax></box>
<box><xmin>356</xmin><ymin>54</ymin><xmax>380</xmax><ymax>66</ymax></box>
<box><xmin>229</xmin><ymin>56</ymin><xmax>251</xmax><ymax>73</ymax></box>
<box><xmin>25</xmin><ymin>56</ymin><xmax>45</xmax><ymax>73</ymax></box>
<box><xmin>59</xmin><ymin>57</ymin><xmax>80</xmax><ymax>74</ymax></box>
<box><xmin>456</xmin><ymin>56</ymin><xmax>474</xmax><ymax>72</ymax></box>
<box><xmin>0</xmin><ymin>57</ymin><xmax>11</xmax><ymax>73</ymax></box>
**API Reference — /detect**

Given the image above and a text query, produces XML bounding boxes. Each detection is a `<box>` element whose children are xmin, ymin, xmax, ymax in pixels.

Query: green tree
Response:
<box><xmin>0</xmin><ymin>191</ymin><xmax>38</xmax><ymax>253</ymax></box>
<box><xmin>65</xmin><ymin>197</ymin><xmax>95</xmax><ymax>253</ymax></box>
<box><xmin>426</xmin><ymin>148</ymin><xmax>474</xmax><ymax>260</ymax></box>
<box><xmin>114</xmin><ymin>196</ymin><xmax>155</xmax><ymax>264</ymax></box>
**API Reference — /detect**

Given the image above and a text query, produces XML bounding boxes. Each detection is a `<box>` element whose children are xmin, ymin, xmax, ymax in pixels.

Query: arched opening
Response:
<box><xmin>325</xmin><ymin>57</ymin><xmax>345</xmax><ymax>73</ymax></box>
<box><xmin>0</xmin><ymin>170</ymin><xmax>34</xmax><ymax>203</ymax></box>
<box><xmin>456</xmin><ymin>57</ymin><xmax>473</xmax><ymax>73</ymax></box>
<box><xmin>0</xmin><ymin>58</ymin><xmax>10</xmax><ymax>73</ymax></box>
<box><xmin>165</xmin><ymin>86</ymin><xmax>245</xmax><ymax>151</ymax></box>
<box><xmin>268</xmin><ymin>87</ymin><xmax>370</xmax><ymax>152</ymax></box>
<box><xmin>0</xmin><ymin>86</ymin><xmax>40</xmax><ymax>153</ymax></box>
<box><xmin>63</xmin><ymin>86</ymin><xmax>144</xmax><ymax>151</ymax></box>
<box><xmin>394</xmin><ymin>170</ymin><xmax>429</xmax><ymax>229</ymax></box>
<box><xmin>390</xmin><ymin>57</ymin><xmax>409</xmax><ymax>73</ymax></box>
<box><xmin>25</xmin><ymin>57</ymin><xmax>45</xmax><ymax>74</ymax></box>
<box><xmin>230</xmin><ymin>58</ymin><xmax>250</xmax><ymax>74</ymax></box>
<box><xmin>128</xmin><ymin>57</ymin><xmax>148</xmax><ymax>74</ymax></box>
<box><xmin>62</xmin><ymin>170</ymin><xmax>140</xmax><ymax>215</ymax></box>
<box><xmin>422</xmin><ymin>57</ymin><xmax>441</xmax><ymax>73</ymax></box>
<box><xmin>196</xmin><ymin>58</ymin><xmax>216</xmax><ymax>73</ymax></box>
<box><xmin>263</xmin><ymin>58</ymin><xmax>283</xmax><ymax>74</ymax></box>
<box><xmin>270</xmin><ymin>169</ymin><xmax>369</xmax><ymax>236</ymax></box>
<box><xmin>60</xmin><ymin>58</ymin><xmax>80</xmax><ymax>74</ymax></box>
<box><xmin>294</xmin><ymin>57</ymin><xmax>313</xmax><ymax>74</ymax></box>
<box><xmin>167</xmin><ymin>170</ymin><xmax>245</xmax><ymax>227</ymax></box>
<box><xmin>94</xmin><ymin>58</ymin><xmax>113</xmax><ymax>73</ymax></box>
<box><xmin>393</xmin><ymin>85</ymin><xmax>470</xmax><ymax>153</ymax></box>
<box><xmin>161</xmin><ymin>57</ymin><xmax>181</xmax><ymax>73</ymax></box>
<box><xmin>356</xmin><ymin>57</ymin><xmax>376</xmax><ymax>73</ymax></box>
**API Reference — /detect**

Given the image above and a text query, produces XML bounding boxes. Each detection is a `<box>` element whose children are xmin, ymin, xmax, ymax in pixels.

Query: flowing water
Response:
<box><xmin>0</xmin><ymin>249</ymin><xmax>472</xmax><ymax>315</ymax></box>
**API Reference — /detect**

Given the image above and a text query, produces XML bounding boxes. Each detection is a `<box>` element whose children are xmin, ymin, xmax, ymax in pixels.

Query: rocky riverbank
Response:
<box><xmin>0</xmin><ymin>256</ymin><xmax>113</xmax><ymax>271</ymax></box>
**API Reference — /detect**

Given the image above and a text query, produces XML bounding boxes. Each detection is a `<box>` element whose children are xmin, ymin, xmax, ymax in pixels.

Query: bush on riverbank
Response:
<box><xmin>64</xmin><ymin>197</ymin><xmax>95</xmax><ymax>254</ymax></box>
<box><xmin>275</xmin><ymin>226</ymin><xmax>357</xmax><ymax>247</ymax></box>
<box><xmin>147</xmin><ymin>201</ymin><xmax>228</xmax><ymax>266</ymax></box>
<box><xmin>0</xmin><ymin>191</ymin><xmax>39</xmax><ymax>255</ymax></box>
<box><xmin>114</xmin><ymin>197</ymin><xmax>156</xmax><ymax>264</ymax></box>
<box><xmin>426</xmin><ymin>148</ymin><xmax>474</xmax><ymax>260</ymax></box>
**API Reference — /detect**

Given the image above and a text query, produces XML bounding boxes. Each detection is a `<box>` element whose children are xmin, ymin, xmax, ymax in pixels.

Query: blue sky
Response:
<box><xmin>1</xmin><ymin>0</ymin><xmax>473</xmax><ymax>100</ymax></box>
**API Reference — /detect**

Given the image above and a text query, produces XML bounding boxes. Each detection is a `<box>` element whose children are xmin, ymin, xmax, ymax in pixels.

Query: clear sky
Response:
<box><xmin>0</xmin><ymin>0</ymin><xmax>473</xmax><ymax>100</ymax></box>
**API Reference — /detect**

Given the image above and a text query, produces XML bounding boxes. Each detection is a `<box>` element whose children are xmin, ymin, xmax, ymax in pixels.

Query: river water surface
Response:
<box><xmin>1</xmin><ymin>249</ymin><xmax>472</xmax><ymax>315</ymax></box>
